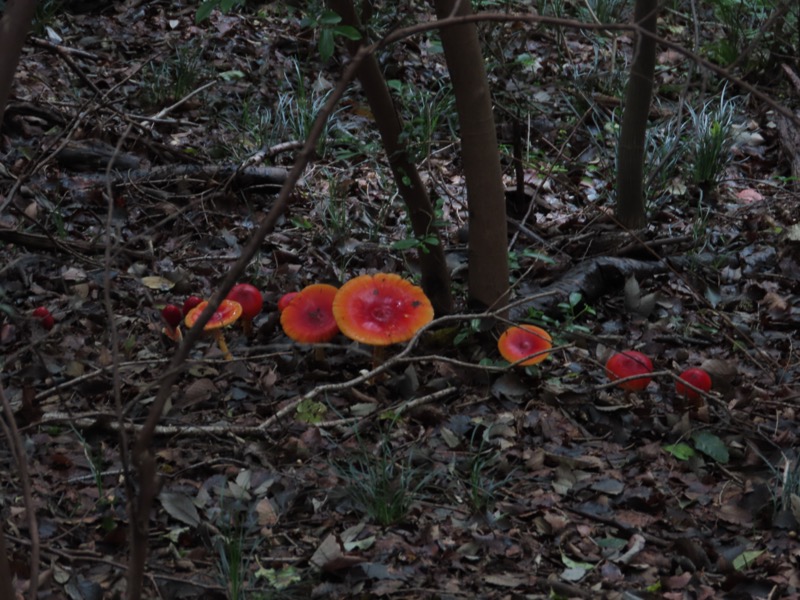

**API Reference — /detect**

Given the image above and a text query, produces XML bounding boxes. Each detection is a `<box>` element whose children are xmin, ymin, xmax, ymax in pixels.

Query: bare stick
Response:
<box><xmin>0</xmin><ymin>382</ymin><xmax>39</xmax><ymax>599</ymax></box>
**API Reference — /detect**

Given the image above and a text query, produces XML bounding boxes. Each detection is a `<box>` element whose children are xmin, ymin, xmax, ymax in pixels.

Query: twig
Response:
<box><xmin>0</xmin><ymin>382</ymin><xmax>40</xmax><ymax>599</ymax></box>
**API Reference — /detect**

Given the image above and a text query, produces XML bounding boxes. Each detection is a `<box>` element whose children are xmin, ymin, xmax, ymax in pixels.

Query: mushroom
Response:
<box><xmin>332</xmin><ymin>273</ymin><xmax>434</xmax><ymax>358</ymax></box>
<box><xmin>497</xmin><ymin>324</ymin><xmax>552</xmax><ymax>366</ymax></box>
<box><xmin>160</xmin><ymin>304</ymin><xmax>183</xmax><ymax>342</ymax></box>
<box><xmin>182</xmin><ymin>296</ymin><xmax>203</xmax><ymax>317</ymax></box>
<box><xmin>184</xmin><ymin>299</ymin><xmax>243</xmax><ymax>360</ymax></box>
<box><xmin>676</xmin><ymin>367</ymin><xmax>711</xmax><ymax>401</ymax></box>
<box><xmin>280</xmin><ymin>284</ymin><xmax>339</xmax><ymax>344</ymax></box>
<box><xmin>32</xmin><ymin>306</ymin><xmax>55</xmax><ymax>331</ymax></box>
<box><xmin>277</xmin><ymin>292</ymin><xmax>298</xmax><ymax>313</ymax></box>
<box><xmin>226</xmin><ymin>283</ymin><xmax>263</xmax><ymax>336</ymax></box>
<box><xmin>605</xmin><ymin>350</ymin><xmax>653</xmax><ymax>391</ymax></box>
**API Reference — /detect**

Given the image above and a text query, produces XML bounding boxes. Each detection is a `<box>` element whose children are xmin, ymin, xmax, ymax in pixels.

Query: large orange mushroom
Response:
<box><xmin>497</xmin><ymin>324</ymin><xmax>552</xmax><ymax>366</ymax></box>
<box><xmin>280</xmin><ymin>284</ymin><xmax>339</xmax><ymax>344</ymax></box>
<box><xmin>332</xmin><ymin>273</ymin><xmax>434</xmax><ymax>347</ymax></box>
<box><xmin>184</xmin><ymin>299</ymin><xmax>242</xmax><ymax>360</ymax></box>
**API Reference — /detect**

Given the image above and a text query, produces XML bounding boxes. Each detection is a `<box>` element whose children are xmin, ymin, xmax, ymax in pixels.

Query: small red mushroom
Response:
<box><xmin>226</xmin><ymin>283</ymin><xmax>263</xmax><ymax>336</ymax></box>
<box><xmin>497</xmin><ymin>324</ymin><xmax>552</xmax><ymax>366</ymax></box>
<box><xmin>676</xmin><ymin>367</ymin><xmax>712</xmax><ymax>400</ymax></box>
<box><xmin>32</xmin><ymin>306</ymin><xmax>54</xmax><ymax>331</ymax></box>
<box><xmin>606</xmin><ymin>350</ymin><xmax>653</xmax><ymax>391</ymax></box>
<box><xmin>161</xmin><ymin>304</ymin><xmax>183</xmax><ymax>342</ymax></box>
<box><xmin>182</xmin><ymin>296</ymin><xmax>203</xmax><ymax>317</ymax></box>
<box><xmin>277</xmin><ymin>292</ymin><xmax>298</xmax><ymax>313</ymax></box>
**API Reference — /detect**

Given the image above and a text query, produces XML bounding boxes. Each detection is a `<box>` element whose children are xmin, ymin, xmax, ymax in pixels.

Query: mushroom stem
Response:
<box><xmin>213</xmin><ymin>331</ymin><xmax>234</xmax><ymax>361</ymax></box>
<box><xmin>241</xmin><ymin>318</ymin><xmax>253</xmax><ymax>337</ymax></box>
<box><xmin>167</xmin><ymin>326</ymin><xmax>183</xmax><ymax>342</ymax></box>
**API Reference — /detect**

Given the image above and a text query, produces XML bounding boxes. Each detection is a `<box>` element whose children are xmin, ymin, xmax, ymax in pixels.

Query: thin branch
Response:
<box><xmin>0</xmin><ymin>382</ymin><xmax>39</xmax><ymax>599</ymax></box>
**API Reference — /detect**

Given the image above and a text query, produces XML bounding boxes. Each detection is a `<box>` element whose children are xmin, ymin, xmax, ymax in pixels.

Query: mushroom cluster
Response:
<box><xmin>279</xmin><ymin>273</ymin><xmax>434</xmax><ymax>354</ymax></box>
<box><xmin>158</xmin><ymin>283</ymin><xmax>264</xmax><ymax>359</ymax></box>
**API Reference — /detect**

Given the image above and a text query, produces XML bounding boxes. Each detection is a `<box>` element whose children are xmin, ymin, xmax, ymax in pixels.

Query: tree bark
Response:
<box><xmin>433</xmin><ymin>0</ymin><xmax>510</xmax><ymax>313</ymax></box>
<box><xmin>0</xmin><ymin>1</ymin><xmax>38</xmax><ymax>129</ymax></box>
<box><xmin>327</xmin><ymin>0</ymin><xmax>453</xmax><ymax>315</ymax></box>
<box><xmin>615</xmin><ymin>0</ymin><xmax>658</xmax><ymax>229</ymax></box>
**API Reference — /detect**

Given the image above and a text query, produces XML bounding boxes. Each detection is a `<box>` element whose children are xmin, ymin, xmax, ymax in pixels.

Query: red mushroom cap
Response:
<box><xmin>605</xmin><ymin>351</ymin><xmax>653</xmax><ymax>391</ymax></box>
<box><xmin>332</xmin><ymin>273</ymin><xmax>434</xmax><ymax>346</ymax></box>
<box><xmin>161</xmin><ymin>304</ymin><xmax>183</xmax><ymax>329</ymax></box>
<box><xmin>182</xmin><ymin>296</ymin><xmax>203</xmax><ymax>317</ymax></box>
<box><xmin>184</xmin><ymin>299</ymin><xmax>242</xmax><ymax>330</ymax></box>
<box><xmin>676</xmin><ymin>367</ymin><xmax>712</xmax><ymax>400</ymax></box>
<box><xmin>277</xmin><ymin>292</ymin><xmax>298</xmax><ymax>313</ymax></box>
<box><xmin>226</xmin><ymin>283</ymin><xmax>263</xmax><ymax>320</ymax></box>
<box><xmin>280</xmin><ymin>284</ymin><xmax>339</xmax><ymax>344</ymax></box>
<box><xmin>497</xmin><ymin>324</ymin><xmax>552</xmax><ymax>366</ymax></box>
<box><xmin>33</xmin><ymin>306</ymin><xmax>54</xmax><ymax>330</ymax></box>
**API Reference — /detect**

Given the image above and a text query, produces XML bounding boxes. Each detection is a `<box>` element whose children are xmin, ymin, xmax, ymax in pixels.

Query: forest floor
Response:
<box><xmin>2</xmin><ymin>1</ymin><xmax>800</xmax><ymax>599</ymax></box>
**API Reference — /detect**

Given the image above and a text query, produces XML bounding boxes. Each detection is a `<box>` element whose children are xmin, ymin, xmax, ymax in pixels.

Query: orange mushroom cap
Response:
<box><xmin>280</xmin><ymin>284</ymin><xmax>339</xmax><ymax>344</ymax></box>
<box><xmin>332</xmin><ymin>273</ymin><xmax>434</xmax><ymax>346</ymax></box>
<box><xmin>184</xmin><ymin>299</ymin><xmax>243</xmax><ymax>330</ymax></box>
<box><xmin>497</xmin><ymin>324</ymin><xmax>552</xmax><ymax>366</ymax></box>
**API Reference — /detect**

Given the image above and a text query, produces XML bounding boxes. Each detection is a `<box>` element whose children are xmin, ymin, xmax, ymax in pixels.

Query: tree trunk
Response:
<box><xmin>327</xmin><ymin>0</ymin><xmax>453</xmax><ymax>315</ymax></box>
<box><xmin>433</xmin><ymin>0</ymin><xmax>510</xmax><ymax>313</ymax></box>
<box><xmin>0</xmin><ymin>0</ymin><xmax>38</xmax><ymax>128</ymax></box>
<box><xmin>615</xmin><ymin>0</ymin><xmax>658</xmax><ymax>229</ymax></box>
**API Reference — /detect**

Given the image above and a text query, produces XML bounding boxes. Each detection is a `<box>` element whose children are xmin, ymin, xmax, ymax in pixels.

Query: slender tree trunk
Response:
<box><xmin>433</xmin><ymin>0</ymin><xmax>510</xmax><ymax>313</ymax></box>
<box><xmin>327</xmin><ymin>0</ymin><xmax>453</xmax><ymax>315</ymax></box>
<box><xmin>0</xmin><ymin>526</ymin><xmax>14</xmax><ymax>600</ymax></box>
<box><xmin>615</xmin><ymin>0</ymin><xmax>657</xmax><ymax>228</ymax></box>
<box><xmin>0</xmin><ymin>1</ymin><xmax>38</xmax><ymax>128</ymax></box>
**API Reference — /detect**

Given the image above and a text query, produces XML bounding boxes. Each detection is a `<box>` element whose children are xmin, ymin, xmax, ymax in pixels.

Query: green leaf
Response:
<box><xmin>319</xmin><ymin>10</ymin><xmax>342</xmax><ymax>25</ymax></box>
<box><xmin>391</xmin><ymin>238</ymin><xmax>420</xmax><ymax>251</ymax></box>
<box><xmin>219</xmin><ymin>70</ymin><xmax>245</xmax><ymax>81</ymax></box>
<box><xmin>664</xmin><ymin>442</ymin><xmax>695</xmax><ymax>461</ymax></box>
<box><xmin>733</xmin><ymin>549</ymin><xmax>764</xmax><ymax>571</ymax></box>
<box><xmin>319</xmin><ymin>29</ymin><xmax>334</xmax><ymax>62</ymax></box>
<box><xmin>692</xmin><ymin>431</ymin><xmax>729</xmax><ymax>463</ymax></box>
<box><xmin>195</xmin><ymin>0</ymin><xmax>217</xmax><ymax>22</ymax></box>
<box><xmin>333</xmin><ymin>25</ymin><xmax>362</xmax><ymax>40</ymax></box>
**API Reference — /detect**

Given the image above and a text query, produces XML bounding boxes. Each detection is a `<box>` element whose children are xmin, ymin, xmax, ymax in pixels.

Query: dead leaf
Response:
<box><xmin>159</xmin><ymin>491</ymin><xmax>200</xmax><ymax>528</ymax></box>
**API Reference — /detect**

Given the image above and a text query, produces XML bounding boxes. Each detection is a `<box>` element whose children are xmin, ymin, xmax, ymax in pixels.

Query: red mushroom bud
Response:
<box><xmin>161</xmin><ymin>304</ymin><xmax>183</xmax><ymax>342</ymax></box>
<box><xmin>33</xmin><ymin>306</ymin><xmax>54</xmax><ymax>331</ymax></box>
<box><xmin>606</xmin><ymin>351</ymin><xmax>653</xmax><ymax>391</ymax></box>
<box><xmin>277</xmin><ymin>292</ymin><xmax>298</xmax><ymax>313</ymax></box>
<box><xmin>226</xmin><ymin>283</ymin><xmax>263</xmax><ymax>336</ymax></box>
<box><xmin>182</xmin><ymin>296</ymin><xmax>203</xmax><ymax>317</ymax></box>
<box><xmin>676</xmin><ymin>368</ymin><xmax>712</xmax><ymax>400</ymax></box>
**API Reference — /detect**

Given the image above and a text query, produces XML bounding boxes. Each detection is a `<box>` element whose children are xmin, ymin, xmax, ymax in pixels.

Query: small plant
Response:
<box><xmin>460</xmin><ymin>428</ymin><xmax>515</xmax><ymax>512</ymax></box>
<box><xmin>526</xmin><ymin>292</ymin><xmax>596</xmax><ymax>336</ymax></box>
<box><xmin>335</xmin><ymin>434</ymin><xmax>430</xmax><ymax>526</ymax></box>
<box><xmin>140</xmin><ymin>43</ymin><xmax>207</xmax><ymax>108</ymax></box>
<box><xmin>391</xmin><ymin>198</ymin><xmax>448</xmax><ymax>255</ymax></box>
<box><xmin>298</xmin><ymin>7</ymin><xmax>361</xmax><ymax>62</ymax></box>
<box><xmin>644</xmin><ymin>110</ymin><xmax>689</xmax><ymax>200</ymax></box>
<box><xmin>687</xmin><ymin>92</ymin><xmax>737</xmax><ymax>194</ymax></box>
<box><xmin>275</xmin><ymin>61</ymin><xmax>343</xmax><ymax>157</ymax></box>
<box><xmin>388</xmin><ymin>79</ymin><xmax>457</xmax><ymax>164</ymax></box>
<box><xmin>32</xmin><ymin>0</ymin><xmax>63</xmax><ymax>35</ymax></box>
